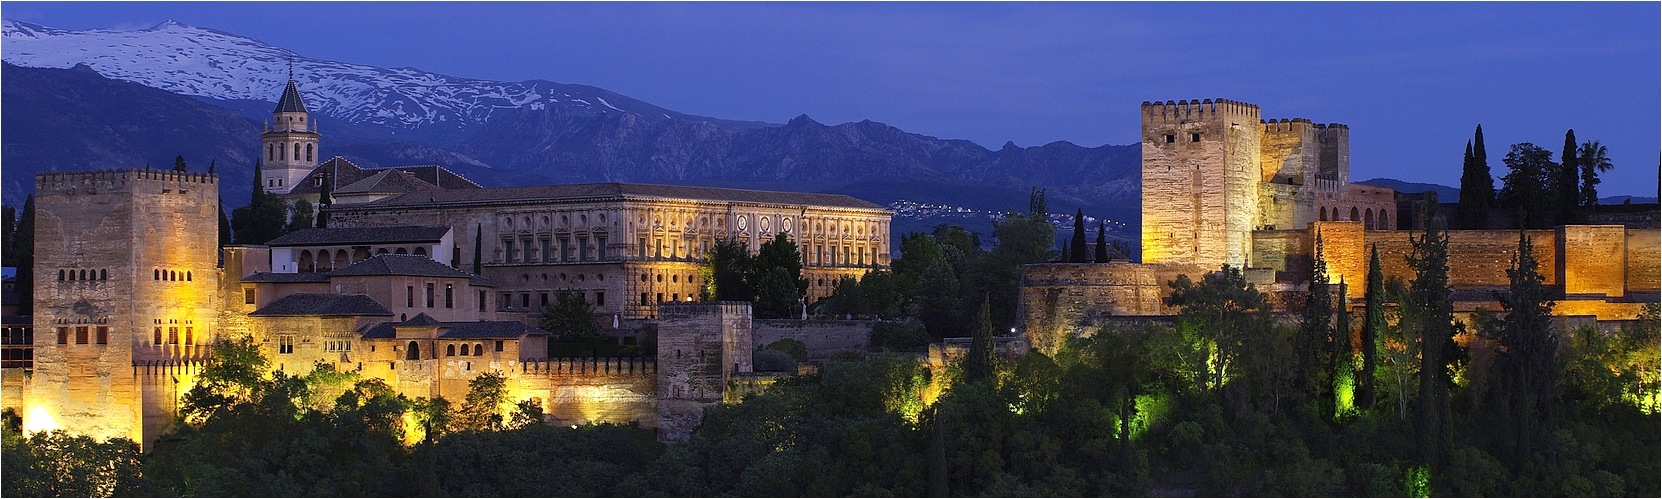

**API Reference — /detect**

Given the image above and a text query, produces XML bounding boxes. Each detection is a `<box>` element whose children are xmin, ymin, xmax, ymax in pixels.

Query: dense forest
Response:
<box><xmin>4</xmin><ymin>189</ymin><xmax>1659</xmax><ymax>497</ymax></box>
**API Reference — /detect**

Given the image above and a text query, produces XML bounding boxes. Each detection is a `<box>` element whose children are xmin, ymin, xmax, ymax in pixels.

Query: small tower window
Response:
<box><xmin>1165</xmin><ymin>134</ymin><xmax>1176</xmax><ymax>143</ymax></box>
<box><xmin>1191</xmin><ymin>133</ymin><xmax>1202</xmax><ymax>142</ymax></box>
<box><xmin>306</xmin><ymin>144</ymin><xmax>313</xmax><ymax>161</ymax></box>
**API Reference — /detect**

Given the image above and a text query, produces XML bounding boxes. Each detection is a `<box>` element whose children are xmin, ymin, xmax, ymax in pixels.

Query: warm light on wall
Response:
<box><xmin>23</xmin><ymin>405</ymin><xmax>58</xmax><ymax>434</ymax></box>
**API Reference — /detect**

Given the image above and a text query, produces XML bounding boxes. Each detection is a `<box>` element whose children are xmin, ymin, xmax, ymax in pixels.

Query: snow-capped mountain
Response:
<box><xmin>1</xmin><ymin>20</ymin><xmax>710</xmax><ymax>132</ymax></box>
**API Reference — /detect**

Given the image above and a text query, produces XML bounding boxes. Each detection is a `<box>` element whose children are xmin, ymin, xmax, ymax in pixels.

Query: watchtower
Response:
<box><xmin>1140</xmin><ymin>99</ymin><xmax>1262</xmax><ymax>269</ymax></box>
<box><xmin>26</xmin><ymin>169</ymin><xmax>221</xmax><ymax>447</ymax></box>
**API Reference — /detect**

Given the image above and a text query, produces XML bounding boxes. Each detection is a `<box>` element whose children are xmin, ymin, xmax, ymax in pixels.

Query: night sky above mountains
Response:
<box><xmin>3</xmin><ymin>1</ymin><xmax>1657</xmax><ymax>197</ymax></box>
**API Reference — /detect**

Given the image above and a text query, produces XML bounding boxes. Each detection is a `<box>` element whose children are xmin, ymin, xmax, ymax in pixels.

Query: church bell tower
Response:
<box><xmin>260</xmin><ymin>64</ymin><xmax>319</xmax><ymax>195</ymax></box>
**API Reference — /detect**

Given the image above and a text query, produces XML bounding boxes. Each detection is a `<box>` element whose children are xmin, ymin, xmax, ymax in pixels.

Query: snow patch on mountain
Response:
<box><xmin>0</xmin><ymin>20</ymin><xmax>635</xmax><ymax>130</ymax></box>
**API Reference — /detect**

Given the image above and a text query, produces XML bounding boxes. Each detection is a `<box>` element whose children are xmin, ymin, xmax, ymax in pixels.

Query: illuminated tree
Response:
<box><xmin>1167</xmin><ymin>265</ymin><xmax>1275</xmax><ymax>393</ymax></box>
<box><xmin>1298</xmin><ymin>231</ymin><xmax>1333</xmax><ymax>400</ymax></box>
<box><xmin>1406</xmin><ymin>193</ymin><xmax>1455</xmax><ymax>478</ymax></box>
<box><xmin>1493</xmin><ymin>231</ymin><xmax>1557</xmax><ymax>457</ymax></box>
<box><xmin>1358</xmin><ymin>244</ymin><xmax>1385</xmax><ymax>410</ymax></box>
<box><xmin>456</xmin><ymin>371</ymin><xmax>510</xmax><ymax>432</ymax></box>
<box><xmin>705</xmin><ymin>238</ymin><xmax>753</xmax><ymax>301</ymax></box>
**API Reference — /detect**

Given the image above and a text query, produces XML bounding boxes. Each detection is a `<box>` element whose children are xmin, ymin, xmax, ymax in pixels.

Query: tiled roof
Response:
<box><xmin>365</xmin><ymin>182</ymin><xmax>885</xmax><ymax>210</ymax></box>
<box><xmin>242</xmin><ymin>272</ymin><xmax>331</xmax><ymax>283</ymax></box>
<box><xmin>250</xmin><ymin>293</ymin><xmax>393</xmax><ymax>317</ymax></box>
<box><xmin>274</xmin><ymin>79</ymin><xmax>308</xmax><ymax>114</ymax></box>
<box><xmin>265</xmin><ymin>226</ymin><xmax>450</xmax><ymax>246</ymax></box>
<box><xmin>285</xmin><ymin>158</ymin><xmax>482</xmax><ymax>197</ymax></box>
<box><xmin>357</xmin><ymin>320</ymin><xmax>550</xmax><ymax>339</ymax></box>
<box><xmin>327</xmin><ymin>254</ymin><xmax>496</xmax><ymax>287</ymax></box>
<box><xmin>400</xmin><ymin>313</ymin><xmax>443</xmax><ymax>327</ymax></box>
<box><xmin>336</xmin><ymin>169</ymin><xmax>439</xmax><ymax>195</ymax></box>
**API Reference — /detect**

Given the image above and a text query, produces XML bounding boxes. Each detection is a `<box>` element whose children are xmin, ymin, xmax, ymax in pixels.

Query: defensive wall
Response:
<box><xmin>753</xmin><ymin>319</ymin><xmax>873</xmax><ymax>360</ymax></box>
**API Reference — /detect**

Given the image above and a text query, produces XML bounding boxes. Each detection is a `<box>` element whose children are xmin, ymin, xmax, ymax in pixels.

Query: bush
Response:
<box><xmin>754</xmin><ymin>349</ymin><xmax>798</xmax><ymax>373</ymax></box>
<box><xmin>871</xmin><ymin>319</ymin><xmax>931</xmax><ymax>352</ymax></box>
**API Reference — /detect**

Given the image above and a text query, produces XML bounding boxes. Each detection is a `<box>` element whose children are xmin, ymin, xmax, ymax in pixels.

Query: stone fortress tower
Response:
<box><xmin>25</xmin><ymin>169</ymin><xmax>222</xmax><ymax>444</ymax></box>
<box><xmin>260</xmin><ymin>70</ymin><xmax>319</xmax><ymax>195</ymax></box>
<box><xmin>1140</xmin><ymin>99</ymin><xmax>1263</xmax><ymax>270</ymax></box>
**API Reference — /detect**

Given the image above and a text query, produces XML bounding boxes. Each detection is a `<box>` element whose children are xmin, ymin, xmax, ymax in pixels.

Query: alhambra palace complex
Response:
<box><xmin>2</xmin><ymin>81</ymin><xmax>1656</xmax><ymax>447</ymax></box>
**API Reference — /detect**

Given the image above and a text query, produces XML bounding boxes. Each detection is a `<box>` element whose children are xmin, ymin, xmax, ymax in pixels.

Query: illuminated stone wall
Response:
<box><xmin>1625</xmin><ymin>229</ymin><xmax>1659</xmax><ymax>292</ymax></box>
<box><xmin>1312</xmin><ymin>221</ymin><xmax>1367</xmax><ymax>287</ymax></box>
<box><xmin>1558</xmin><ymin>225</ymin><xmax>1628</xmax><ymax>297</ymax></box>
<box><xmin>1140</xmin><ymin>99</ymin><xmax>1263</xmax><ymax>269</ymax></box>
<box><xmin>515</xmin><ymin>358</ymin><xmax>657</xmax><ymax>426</ymax></box>
<box><xmin>22</xmin><ymin>170</ymin><xmax>221</xmax><ymax>448</ymax></box>
<box><xmin>1017</xmin><ymin>262</ymin><xmax>1169</xmax><ymax>355</ymax></box>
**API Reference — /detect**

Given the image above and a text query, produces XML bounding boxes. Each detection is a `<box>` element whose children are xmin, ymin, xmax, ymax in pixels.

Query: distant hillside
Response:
<box><xmin>1355</xmin><ymin>178</ymin><xmax>1460</xmax><ymax>200</ymax></box>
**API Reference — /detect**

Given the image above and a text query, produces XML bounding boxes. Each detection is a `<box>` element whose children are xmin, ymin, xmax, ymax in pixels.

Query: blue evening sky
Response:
<box><xmin>4</xmin><ymin>1</ymin><xmax>1658</xmax><ymax>196</ymax></box>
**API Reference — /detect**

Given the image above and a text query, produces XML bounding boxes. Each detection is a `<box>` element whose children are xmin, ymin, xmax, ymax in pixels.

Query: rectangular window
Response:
<box><xmin>641</xmin><ymin>293</ymin><xmax>649</xmax><ymax>306</ymax></box>
<box><xmin>655</xmin><ymin>239</ymin><xmax>664</xmax><ymax>258</ymax></box>
<box><xmin>579</xmin><ymin>236</ymin><xmax>589</xmax><ymax>261</ymax></box>
<box><xmin>657</xmin><ymin>293</ymin><xmax>664</xmax><ymax>304</ymax></box>
<box><xmin>425</xmin><ymin>283</ymin><xmax>435</xmax><ymax>308</ymax></box>
<box><xmin>540</xmin><ymin>293</ymin><xmax>550</xmax><ymax>306</ymax></box>
<box><xmin>445</xmin><ymin>284</ymin><xmax>454</xmax><ymax>308</ymax></box>
<box><xmin>168</xmin><ymin>327</ymin><xmax>179</xmax><ymax>345</ymax></box>
<box><xmin>595</xmin><ymin>291</ymin><xmax>605</xmax><ymax>306</ymax></box>
<box><xmin>278</xmin><ymin>335</ymin><xmax>294</xmax><ymax>354</ymax></box>
<box><xmin>1165</xmin><ymin>134</ymin><xmax>1176</xmax><ymax>143</ymax></box>
<box><xmin>521</xmin><ymin>293</ymin><xmax>530</xmax><ymax>308</ymax></box>
<box><xmin>495</xmin><ymin>340</ymin><xmax>504</xmax><ymax>352</ymax></box>
<box><xmin>502</xmin><ymin>293</ymin><xmax>512</xmax><ymax>309</ymax></box>
<box><xmin>1190</xmin><ymin>132</ymin><xmax>1201</xmax><ymax>142</ymax></box>
<box><xmin>154</xmin><ymin>327</ymin><xmax>162</xmax><ymax>346</ymax></box>
<box><xmin>504</xmin><ymin>240</ymin><xmax>515</xmax><ymax>263</ymax></box>
<box><xmin>541</xmin><ymin>239</ymin><xmax>551</xmax><ymax>262</ymax></box>
<box><xmin>407</xmin><ymin>285</ymin><xmax>414</xmax><ymax>307</ymax></box>
<box><xmin>561</xmin><ymin>237</ymin><xmax>571</xmax><ymax>262</ymax></box>
<box><xmin>184</xmin><ymin>327</ymin><xmax>193</xmax><ymax>345</ymax></box>
<box><xmin>96</xmin><ymin>326</ymin><xmax>109</xmax><ymax>345</ymax></box>
<box><xmin>479</xmin><ymin>290</ymin><xmax>487</xmax><ymax>311</ymax></box>
<box><xmin>75</xmin><ymin>327</ymin><xmax>88</xmax><ymax>345</ymax></box>
<box><xmin>597</xmin><ymin>236</ymin><xmax>608</xmax><ymax>260</ymax></box>
<box><xmin>638</xmin><ymin>238</ymin><xmax>647</xmax><ymax>258</ymax></box>
<box><xmin>244</xmin><ymin>288</ymin><xmax>256</xmax><ymax>304</ymax></box>
<box><xmin>57</xmin><ymin>327</ymin><xmax>69</xmax><ymax>345</ymax></box>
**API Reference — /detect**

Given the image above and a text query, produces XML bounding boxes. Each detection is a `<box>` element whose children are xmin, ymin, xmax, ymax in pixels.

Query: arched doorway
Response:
<box><xmin>1365</xmin><ymin>209</ymin><xmax>1375</xmax><ymax>229</ymax></box>
<box><xmin>406</xmin><ymin>341</ymin><xmax>420</xmax><ymax>360</ymax></box>
<box><xmin>1350</xmin><ymin>207</ymin><xmax>1360</xmax><ymax>221</ymax></box>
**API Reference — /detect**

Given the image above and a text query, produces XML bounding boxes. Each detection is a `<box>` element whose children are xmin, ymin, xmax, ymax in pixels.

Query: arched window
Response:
<box><xmin>446</xmin><ymin>344</ymin><xmax>456</xmax><ymax>357</ymax></box>
<box><xmin>185</xmin><ymin>271</ymin><xmax>191</xmax><ymax>281</ymax></box>
<box><xmin>168</xmin><ymin>270</ymin><xmax>175</xmax><ymax>281</ymax></box>
<box><xmin>79</xmin><ymin>269</ymin><xmax>87</xmax><ymax>280</ymax></box>
<box><xmin>1319</xmin><ymin>207</ymin><xmax>1327</xmax><ymax>221</ymax></box>
<box><xmin>395</xmin><ymin>248</ymin><xmax>408</xmax><ymax>255</ymax></box>
<box><xmin>100</xmin><ymin>269</ymin><xmax>107</xmax><ymax>280</ymax></box>
<box><xmin>1365</xmin><ymin>209</ymin><xmax>1375</xmax><ymax>229</ymax></box>
<box><xmin>1379</xmin><ymin>212</ymin><xmax>1390</xmax><ymax>230</ymax></box>
<box><xmin>298</xmin><ymin>250</ymin><xmax>314</xmax><ymax>273</ymax></box>
<box><xmin>58</xmin><ymin>270</ymin><xmax>65</xmax><ymax>281</ymax></box>
<box><xmin>294</xmin><ymin>143</ymin><xmax>301</xmax><ymax>160</ymax></box>
<box><xmin>336</xmin><ymin>249</ymin><xmax>350</xmax><ymax>268</ymax></box>
<box><xmin>65</xmin><ymin>270</ymin><xmax>73</xmax><ymax>281</ymax></box>
<box><xmin>306</xmin><ymin>143</ymin><xmax>313</xmax><ymax>161</ymax></box>
<box><xmin>1350</xmin><ymin>207</ymin><xmax>1360</xmax><ymax>221</ymax></box>
<box><xmin>414</xmin><ymin>247</ymin><xmax>427</xmax><ymax>256</ymax></box>
<box><xmin>474</xmin><ymin>344</ymin><xmax>483</xmax><ymax>356</ymax></box>
<box><xmin>154</xmin><ymin>269</ymin><xmax>160</xmax><ymax>280</ymax></box>
<box><xmin>406</xmin><ymin>341</ymin><xmax>420</xmax><ymax>360</ymax></box>
<box><xmin>279</xmin><ymin>142</ymin><xmax>286</xmax><ymax>161</ymax></box>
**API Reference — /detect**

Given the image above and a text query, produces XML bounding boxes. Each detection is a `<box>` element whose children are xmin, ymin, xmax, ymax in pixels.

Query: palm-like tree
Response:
<box><xmin>1577</xmin><ymin>141</ymin><xmax>1612</xmax><ymax>207</ymax></box>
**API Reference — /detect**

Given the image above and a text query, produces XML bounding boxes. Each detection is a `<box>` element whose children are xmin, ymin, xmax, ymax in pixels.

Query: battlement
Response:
<box><xmin>1262</xmin><ymin>118</ymin><xmax>1315</xmax><ymax>133</ymax></box>
<box><xmin>1141</xmin><ymin>98</ymin><xmax>1261</xmax><ymax>123</ymax></box>
<box><xmin>133</xmin><ymin>359</ymin><xmax>206</xmax><ymax>377</ymax></box>
<box><xmin>659</xmin><ymin>301</ymin><xmax>751</xmax><ymax>319</ymax></box>
<box><xmin>35</xmin><ymin>168</ymin><xmax>219</xmax><ymax>193</ymax></box>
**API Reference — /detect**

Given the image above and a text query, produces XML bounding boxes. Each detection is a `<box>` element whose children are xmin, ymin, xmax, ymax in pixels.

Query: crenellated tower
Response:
<box><xmin>1140</xmin><ymin>98</ymin><xmax>1262</xmax><ymax>269</ymax></box>
<box><xmin>27</xmin><ymin>169</ymin><xmax>221</xmax><ymax>448</ymax></box>
<box><xmin>260</xmin><ymin>69</ymin><xmax>319</xmax><ymax>195</ymax></box>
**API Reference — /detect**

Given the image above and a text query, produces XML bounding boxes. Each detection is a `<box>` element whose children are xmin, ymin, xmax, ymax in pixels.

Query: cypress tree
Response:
<box><xmin>174</xmin><ymin>155</ymin><xmax>188</xmax><ymax>172</ymax></box>
<box><xmin>207</xmin><ymin>159</ymin><xmax>216</xmax><ymax>174</ymax></box>
<box><xmin>1358</xmin><ymin>244</ymin><xmax>1384</xmax><ymax>410</ymax></box>
<box><xmin>1408</xmin><ymin>192</ymin><xmax>1455</xmax><ymax>479</ymax></box>
<box><xmin>472</xmin><ymin>223</ymin><xmax>483</xmax><ymax>275</ymax></box>
<box><xmin>1458</xmin><ymin>126</ymin><xmax>1496</xmax><ymax>229</ymax></box>
<box><xmin>1068</xmin><ymin>209</ymin><xmax>1087</xmax><ymax>263</ymax></box>
<box><xmin>1559</xmin><ymin>130</ymin><xmax>1580</xmax><ymax>223</ymax></box>
<box><xmin>1094</xmin><ymin>221</ymin><xmax>1109</xmax><ymax>263</ymax></box>
<box><xmin>1332</xmin><ymin>275</ymin><xmax>1355</xmax><ymax>420</ymax></box>
<box><xmin>316</xmin><ymin>173</ymin><xmax>333</xmax><ymax>228</ymax></box>
<box><xmin>1497</xmin><ymin>231</ymin><xmax>1557</xmax><ymax>457</ymax></box>
<box><xmin>217</xmin><ymin>200</ymin><xmax>232</xmax><ymax>249</ymax></box>
<box><xmin>1298</xmin><ymin>230</ymin><xmax>1333</xmax><ymax>398</ymax></box>
<box><xmin>13</xmin><ymin>195</ymin><xmax>34</xmax><ymax>315</ymax></box>
<box><xmin>965</xmin><ymin>295</ymin><xmax>995</xmax><ymax>383</ymax></box>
